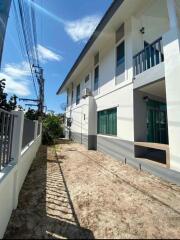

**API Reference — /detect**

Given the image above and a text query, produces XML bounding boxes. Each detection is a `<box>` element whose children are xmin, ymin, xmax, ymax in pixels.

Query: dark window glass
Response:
<box><xmin>76</xmin><ymin>84</ymin><xmax>80</xmax><ymax>105</ymax></box>
<box><xmin>67</xmin><ymin>89</ymin><xmax>69</xmax><ymax>106</ymax></box>
<box><xmin>116</xmin><ymin>41</ymin><xmax>125</xmax><ymax>76</ymax></box>
<box><xmin>94</xmin><ymin>66</ymin><xmax>99</xmax><ymax>91</ymax></box>
<box><xmin>71</xmin><ymin>88</ymin><xmax>73</xmax><ymax>104</ymax></box>
<box><xmin>85</xmin><ymin>75</ymin><xmax>89</xmax><ymax>83</ymax></box>
<box><xmin>94</xmin><ymin>52</ymin><xmax>99</xmax><ymax>66</ymax></box>
<box><xmin>98</xmin><ymin>108</ymin><xmax>117</xmax><ymax>136</ymax></box>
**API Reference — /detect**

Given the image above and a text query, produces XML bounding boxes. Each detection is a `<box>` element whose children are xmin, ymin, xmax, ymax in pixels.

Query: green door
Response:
<box><xmin>147</xmin><ymin>100</ymin><xmax>168</xmax><ymax>144</ymax></box>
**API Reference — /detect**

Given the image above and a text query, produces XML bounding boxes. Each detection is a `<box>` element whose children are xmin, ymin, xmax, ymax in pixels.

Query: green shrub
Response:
<box><xmin>42</xmin><ymin>115</ymin><xmax>64</xmax><ymax>145</ymax></box>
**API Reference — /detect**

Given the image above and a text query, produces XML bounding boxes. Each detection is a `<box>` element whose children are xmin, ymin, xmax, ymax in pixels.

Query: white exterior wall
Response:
<box><xmin>0</xmin><ymin>113</ymin><xmax>42</xmax><ymax>238</ymax></box>
<box><xmin>96</xmin><ymin>83</ymin><xmax>134</xmax><ymax>141</ymax></box>
<box><xmin>163</xmin><ymin>0</ymin><xmax>180</xmax><ymax>172</ymax></box>
<box><xmin>17</xmin><ymin>136</ymin><xmax>41</xmax><ymax>196</ymax></box>
<box><xmin>64</xmin><ymin>0</ymin><xmax>180</xmax><ymax>173</ymax></box>
<box><xmin>0</xmin><ymin>163</ymin><xmax>17</xmax><ymax>239</ymax></box>
<box><xmin>66</xmin><ymin>16</ymin><xmax>134</xmax><ymax>145</ymax></box>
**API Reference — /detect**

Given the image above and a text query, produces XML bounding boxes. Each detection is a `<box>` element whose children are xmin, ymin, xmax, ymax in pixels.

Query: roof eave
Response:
<box><xmin>56</xmin><ymin>0</ymin><xmax>124</xmax><ymax>95</ymax></box>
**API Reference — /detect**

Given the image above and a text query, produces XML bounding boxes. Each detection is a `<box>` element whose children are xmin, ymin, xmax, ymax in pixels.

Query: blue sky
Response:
<box><xmin>1</xmin><ymin>0</ymin><xmax>112</xmax><ymax>113</ymax></box>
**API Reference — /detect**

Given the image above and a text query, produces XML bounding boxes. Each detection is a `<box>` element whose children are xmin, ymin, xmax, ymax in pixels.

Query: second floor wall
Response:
<box><xmin>66</xmin><ymin>0</ymin><xmax>177</xmax><ymax>111</ymax></box>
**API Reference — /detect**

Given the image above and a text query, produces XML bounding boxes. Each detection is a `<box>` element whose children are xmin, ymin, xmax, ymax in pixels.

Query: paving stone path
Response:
<box><xmin>4</xmin><ymin>144</ymin><xmax>93</xmax><ymax>239</ymax></box>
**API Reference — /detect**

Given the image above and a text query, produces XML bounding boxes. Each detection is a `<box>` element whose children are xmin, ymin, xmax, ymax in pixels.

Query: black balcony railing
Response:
<box><xmin>0</xmin><ymin>108</ymin><xmax>15</xmax><ymax>171</ymax></box>
<box><xmin>133</xmin><ymin>37</ymin><xmax>164</xmax><ymax>76</ymax></box>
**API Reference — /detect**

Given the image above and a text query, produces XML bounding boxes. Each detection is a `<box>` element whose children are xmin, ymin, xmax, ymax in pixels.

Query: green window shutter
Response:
<box><xmin>97</xmin><ymin>108</ymin><xmax>117</xmax><ymax>136</ymax></box>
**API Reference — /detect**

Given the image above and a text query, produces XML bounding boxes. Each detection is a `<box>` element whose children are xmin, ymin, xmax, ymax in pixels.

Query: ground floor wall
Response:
<box><xmin>65</xmin><ymin>81</ymin><xmax>180</xmax><ymax>178</ymax></box>
<box><xmin>97</xmin><ymin>135</ymin><xmax>134</xmax><ymax>161</ymax></box>
<box><xmin>67</xmin><ymin>83</ymin><xmax>134</xmax><ymax>151</ymax></box>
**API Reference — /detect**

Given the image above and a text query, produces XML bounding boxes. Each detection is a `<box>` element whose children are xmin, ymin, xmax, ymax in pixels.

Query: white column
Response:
<box><xmin>11</xmin><ymin>111</ymin><xmax>24</xmax><ymax>163</ymax></box>
<box><xmin>163</xmin><ymin>0</ymin><xmax>180</xmax><ymax>172</ymax></box>
<box><xmin>125</xmin><ymin>17</ymin><xmax>134</xmax><ymax>82</ymax></box>
<box><xmin>40</xmin><ymin>122</ymin><xmax>42</xmax><ymax>136</ymax></box>
<box><xmin>10</xmin><ymin>111</ymin><xmax>24</xmax><ymax>209</ymax></box>
<box><xmin>33</xmin><ymin>120</ymin><xmax>38</xmax><ymax>139</ymax></box>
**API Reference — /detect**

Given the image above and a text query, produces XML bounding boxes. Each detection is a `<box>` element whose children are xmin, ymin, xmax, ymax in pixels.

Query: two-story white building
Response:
<box><xmin>57</xmin><ymin>0</ymin><xmax>180</xmax><ymax>181</ymax></box>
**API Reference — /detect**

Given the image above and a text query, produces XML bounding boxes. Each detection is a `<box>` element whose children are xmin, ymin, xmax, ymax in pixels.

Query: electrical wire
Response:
<box><xmin>13</xmin><ymin>0</ymin><xmax>40</xmax><ymax>98</ymax></box>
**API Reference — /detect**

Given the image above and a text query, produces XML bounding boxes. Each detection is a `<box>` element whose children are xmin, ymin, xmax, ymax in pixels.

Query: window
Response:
<box><xmin>85</xmin><ymin>74</ymin><xmax>89</xmax><ymax>83</ymax></box>
<box><xmin>98</xmin><ymin>108</ymin><xmax>117</xmax><ymax>136</ymax></box>
<box><xmin>94</xmin><ymin>66</ymin><xmax>99</xmax><ymax>91</ymax></box>
<box><xmin>71</xmin><ymin>84</ymin><xmax>74</xmax><ymax>104</ymax></box>
<box><xmin>76</xmin><ymin>84</ymin><xmax>80</xmax><ymax>105</ymax></box>
<box><xmin>67</xmin><ymin>89</ymin><xmax>69</xmax><ymax>106</ymax></box>
<box><xmin>94</xmin><ymin>52</ymin><xmax>99</xmax><ymax>66</ymax></box>
<box><xmin>116</xmin><ymin>41</ymin><xmax>125</xmax><ymax>76</ymax></box>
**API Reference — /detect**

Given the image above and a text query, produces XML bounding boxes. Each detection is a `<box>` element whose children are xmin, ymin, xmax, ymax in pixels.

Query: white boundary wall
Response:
<box><xmin>0</xmin><ymin>111</ymin><xmax>42</xmax><ymax>238</ymax></box>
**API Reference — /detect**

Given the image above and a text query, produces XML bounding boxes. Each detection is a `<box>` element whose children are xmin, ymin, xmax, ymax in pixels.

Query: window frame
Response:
<box><xmin>115</xmin><ymin>39</ymin><xmax>125</xmax><ymax>77</ymax></box>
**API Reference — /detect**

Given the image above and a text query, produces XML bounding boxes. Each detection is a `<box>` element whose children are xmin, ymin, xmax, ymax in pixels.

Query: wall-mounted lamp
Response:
<box><xmin>143</xmin><ymin>96</ymin><xmax>149</xmax><ymax>102</ymax></box>
<box><xmin>140</xmin><ymin>27</ymin><xmax>145</xmax><ymax>34</ymax></box>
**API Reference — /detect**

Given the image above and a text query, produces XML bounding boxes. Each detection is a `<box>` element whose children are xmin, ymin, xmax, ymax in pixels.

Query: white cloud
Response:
<box><xmin>0</xmin><ymin>73</ymin><xmax>31</xmax><ymax>96</ymax></box>
<box><xmin>0</xmin><ymin>62</ymin><xmax>31</xmax><ymax>96</ymax></box>
<box><xmin>64</xmin><ymin>15</ymin><xmax>101</xmax><ymax>42</ymax></box>
<box><xmin>37</xmin><ymin>44</ymin><xmax>62</xmax><ymax>63</ymax></box>
<box><xmin>26</xmin><ymin>1</ymin><xmax>101</xmax><ymax>42</ymax></box>
<box><xmin>3</xmin><ymin>62</ymin><xmax>30</xmax><ymax>78</ymax></box>
<box><xmin>0</xmin><ymin>44</ymin><xmax>62</xmax><ymax>97</ymax></box>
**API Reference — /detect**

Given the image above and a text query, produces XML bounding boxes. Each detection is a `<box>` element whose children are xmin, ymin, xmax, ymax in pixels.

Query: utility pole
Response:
<box><xmin>0</xmin><ymin>0</ymin><xmax>45</xmax><ymax>117</ymax></box>
<box><xmin>37</xmin><ymin>67</ymin><xmax>44</xmax><ymax>115</ymax></box>
<box><xmin>34</xmin><ymin>65</ymin><xmax>45</xmax><ymax>117</ymax></box>
<box><xmin>20</xmin><ymin>65</ymin><xmax>45</xmax><ymax>118</ymax></box>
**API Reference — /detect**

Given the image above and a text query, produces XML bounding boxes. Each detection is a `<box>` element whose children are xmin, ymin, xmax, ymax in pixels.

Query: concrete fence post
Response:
<box><xmin>33</xmin><ymin>120</ymin><xmax>38</xmax><ymax>139</ymax></box>
<box><xmin>11</xmin><ymin>111</ymin><xmax>24</xmax><ymax>164</ymax></box>
<box><xmin>40</xmin><ymin>122</ymin><xmax>43</xmax><ymax>135</ymax></box>
<box><xmin>11</xmin><ymin>111</ymin><xmax>24</xmax><ymax>209</ymax></box>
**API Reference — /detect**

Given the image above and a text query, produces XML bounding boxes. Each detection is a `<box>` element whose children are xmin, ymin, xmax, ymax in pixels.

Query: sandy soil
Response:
<box><xmin>5</xmin><ymin>139</ymin><xmax>180</xmax><ymax>239</ymax></box>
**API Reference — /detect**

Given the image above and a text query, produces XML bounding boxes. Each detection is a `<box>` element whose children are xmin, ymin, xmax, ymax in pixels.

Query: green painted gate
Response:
<box><xmin>147</xmin><ymin>99</ymin><xmax>168</xmax><ymax>144</ymax></box>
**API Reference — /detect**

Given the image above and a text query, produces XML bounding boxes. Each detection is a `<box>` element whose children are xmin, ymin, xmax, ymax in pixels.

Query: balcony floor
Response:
<box><xmin>4</xmin><ymin>140</ymin><xmax>180</xmax><ymax>239</ymax></box>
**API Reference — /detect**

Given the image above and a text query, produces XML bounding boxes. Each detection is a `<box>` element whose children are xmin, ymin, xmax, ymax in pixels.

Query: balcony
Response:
<box><xmin>133</xmin><ymin>37</ymin><xmax>164</xmax><ymax>76</ymax></box>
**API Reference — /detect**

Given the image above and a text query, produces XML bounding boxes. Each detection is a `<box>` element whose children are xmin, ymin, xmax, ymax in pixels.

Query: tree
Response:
<box><xmin>42</xmin><ymin>114</ymin><xmax>64</xmax><ymax>145</ymax></box>
<box><xmin>0</xmin><ymin>79</ymin><xmax>19</xmax><ymax>111</ymax></box>
<box><xmin>0</xmin><ymin>79</ymin><xmax>8</xmax><ymax>109</ymax></box>
<box><xmin>7</xmin><ymin>94</ymin><xmax>18</xmax><ymax>111</ymax></box>
<box><xmin>25</xmin><ymin>108</ymin><xmax>39</xmax><ymax>120</ymax></box>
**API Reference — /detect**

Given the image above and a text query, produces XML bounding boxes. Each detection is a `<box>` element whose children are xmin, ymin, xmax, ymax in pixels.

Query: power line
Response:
<box><xmin>12</xmin><ymin>0</ymin><xmax>45</xmax><ymax>116</ymax></box>
<box><xmin>13</xmin><ymin>0</ymin><xmax>38</xmax><ymax>98</ymax></box>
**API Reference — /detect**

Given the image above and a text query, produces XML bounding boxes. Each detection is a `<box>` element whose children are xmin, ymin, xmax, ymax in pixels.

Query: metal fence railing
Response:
<box><xmin>22</xmin><ymin>119</ymin><xmax>35</xmax><ymax>150</ymax></box>
<box><xmin>0</xmin><ymin>108</ymin><xmax>15</xmax><ymax>171</ymax></box>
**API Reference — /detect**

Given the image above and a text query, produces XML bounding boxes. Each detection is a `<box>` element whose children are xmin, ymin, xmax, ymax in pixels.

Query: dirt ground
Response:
<box><xmin>4</xmin><ymin>139</ymin><xmax>180</xmax><ymax>239</ymax></box>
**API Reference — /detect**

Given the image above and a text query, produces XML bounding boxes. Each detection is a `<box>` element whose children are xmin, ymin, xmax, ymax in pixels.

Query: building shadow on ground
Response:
<box><xmin>4</xmin><ymin>143</ymin><xmax>94</xmax><ymax>239</ymax></box>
